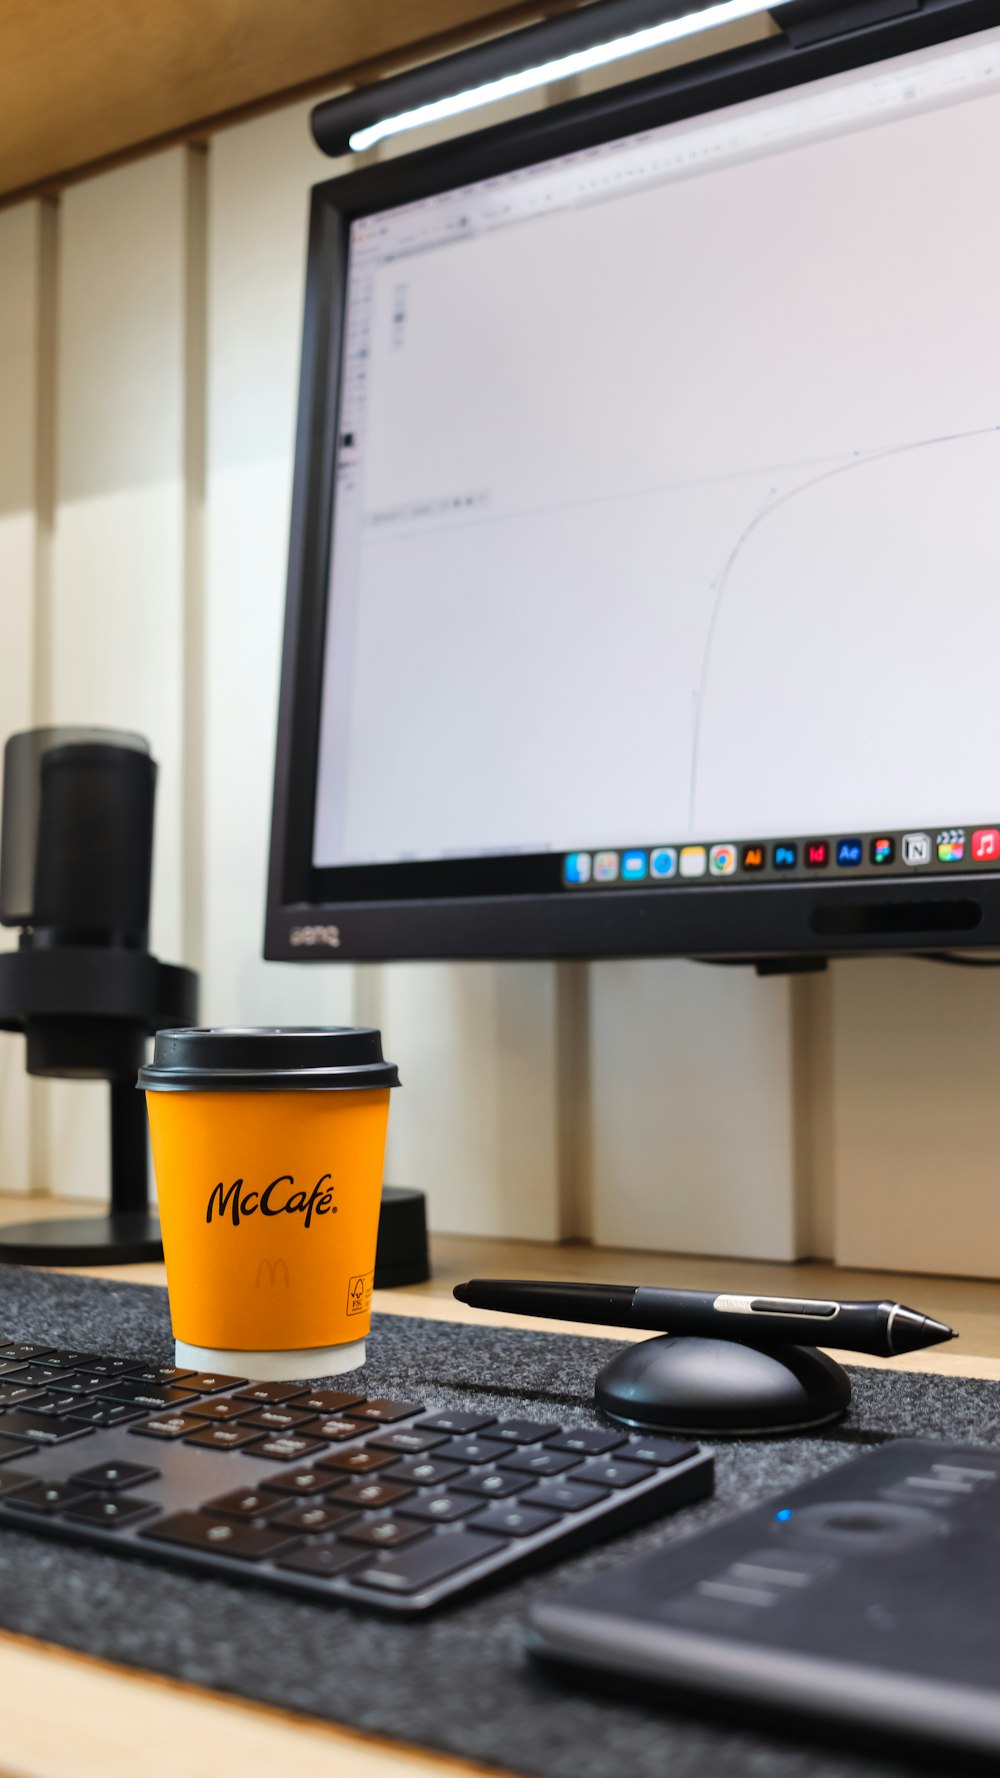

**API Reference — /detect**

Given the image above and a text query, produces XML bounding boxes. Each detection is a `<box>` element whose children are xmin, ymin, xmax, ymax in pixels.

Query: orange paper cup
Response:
<box><xmin>139</xmin><ymin>1027</ymin><xmax>399</xmax><ymax>1379</ymax></box>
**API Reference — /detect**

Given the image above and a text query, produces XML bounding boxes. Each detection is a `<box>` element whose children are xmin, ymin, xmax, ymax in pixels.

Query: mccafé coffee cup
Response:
<box><xmin>139</xmin><ymin>1027</ymin><xmax>399</xmax><ymax>1379</ymax></box>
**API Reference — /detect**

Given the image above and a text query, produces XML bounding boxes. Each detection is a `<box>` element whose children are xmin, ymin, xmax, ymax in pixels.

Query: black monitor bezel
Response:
<box><xmin>266</xmin><ymin>0</ymin><xmax>1000</xmax><ymax>964</ymax></box>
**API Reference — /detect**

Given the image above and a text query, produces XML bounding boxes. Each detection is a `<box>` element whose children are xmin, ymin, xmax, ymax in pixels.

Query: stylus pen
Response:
<box><xmin>452</xmin><ymin>1280</ymin><xmax>956</xmax><ymax>1356</ymax></box>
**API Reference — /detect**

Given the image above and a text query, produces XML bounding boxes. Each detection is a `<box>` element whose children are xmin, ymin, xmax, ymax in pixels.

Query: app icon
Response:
<box><xmin>622</xmin><ymin>850</ymin><xmax>648</xmax><ymax>881</ymax></box>
<box><xmin>902</xmin><ymin>832</ymin><xmax>931</xmax><ymax>866</ymax></box>
<box><xmin>679</xmin><ymin>845</ymin><xmax>707</xmax><ymax>879</ymax></box>
<box><xmin>836</xmin><ymin>839</ymin><xmax>863</xmax><ymax>867</ymax></box>
<box><xmin>937</xmin><ymin>828</ymin><xmax>965</xmax><ymax>863</ymax></box>
<box><xmin>773</xmin><ymin>844</ymin><xmax>797</xmax><ymax>869</ymax></box>
<box><xmin>709</xmin><ymin>844</ymin><xmax>737</xmax><ymax>877</ymax></box>
<box><xmin>805</xmin><ymin>841</ymin><xmax>829</xmax><ymax>869</ymax></box>
<box><xmin>972</xmin><ymin>829</ymin><xmax>1000</xmax><ymax>862</ymax></box>
<box><xmin>593</xmin><ymin>851</ymin><xmax>619</xmax><ymax>882</ymax></box>
<box><xmin>741</xmin><ymin>844</ymin><xmax>765</xmax><ymax>871</ymax></box>
<box><xmin>871</xmin><ymin>837</ymin><xmax>894</xmax><ymax>866</ymax></box>
<box><xmin>650</xmin><ymin>847</ymin><xmax>678</xmax><ymax>880</ymax></box>
<box><xmin>563</xmin><ymin>852</ymin><xmax>591</xmax><ymax>885</ymax></box>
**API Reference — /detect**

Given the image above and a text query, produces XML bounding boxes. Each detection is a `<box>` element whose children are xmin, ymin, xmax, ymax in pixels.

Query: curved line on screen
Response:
<box><xmin>687</xmin><ymin>421</ymin><xmax>1000</xmax><ymax>828</ymax></box>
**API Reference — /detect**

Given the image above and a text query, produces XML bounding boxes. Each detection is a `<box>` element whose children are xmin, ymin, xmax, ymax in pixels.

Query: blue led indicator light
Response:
<box><xmin>775</xmin><ymin>1508</ymin><xmax>794</xmax><ymax>1522</ymax></box>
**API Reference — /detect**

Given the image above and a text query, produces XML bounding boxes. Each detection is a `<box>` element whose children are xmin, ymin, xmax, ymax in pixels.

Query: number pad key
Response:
<box><xmin>526</xmin><ymin>1479</ymin><xmax>609</xmax><ymax>1513</ymax></box>
<box><xmin>331</xmin><ymin>1479</ymin><xmax>414</xmax><ymax>1511</ymax></box>
<box><xmin>275</xmin><ymin>1541</ymin><xmax>364</xmax><ymax>1580</ymax></box>
<box><xmin>142</xmin><ymin>1513</ymin><xmax>299</xmax><ymax>1561</ymax></box>
<box><xmin>318</xmin><ymin>1447</ymin><xmax>397</xmax><ymax>1476</ymax></box>
<box><xmin>398</xmin><ymin>1492</ymin><xmax>479</xmax><ymax>1523</ymax></box>
<box><xmin>498</xmin><ymin>1449</ymin><xmax>582</xmax><ymax>1478</ymax></box>
<box><xmin>269</xmin><ymin>1501</ymin><xmax>359</xmax><ymax>1535</ymax></box>
<box><xmin>417</xmin><ymin>1411</ymin><xmax>496</xmax><ymax>1435</ymax></box>
<box><xmin>545</xmin><ymin>1428</ymin><xmax>627</xmax><ymax>1456</ymax></box>
<box><xmin>577</xmin><ymin>1458</ymin><xmax>656</xmax><ymax>1489</ymax></box>
<box><xmin>368</xmin><ymin>1428</ymin><xmax>448</xmax><ymax>1455</ymax></box>
<box><xmin>451</xmin><ymin>1470</ymin><xmax>522</xmax><ymax>1500</ymax></box>
<box><xmin>469</xmin><ymin>1503</ymin><xmax>560</xmax><ymax>1537</ymax></box>
<box><xmin>436</xmin><ymin>1437</ymin><xmax>509</xmax><ymax>1467</ymax></box>
<box><xmin>382</xmin><ymin>1456</ymin><xmax>464</xmax><ymax>1489</ymax></box>
<box><xmin>491</xmin><ymin>1419</ymin><xmax>561</xmax><ymax>1444</ymax></box>
<box><xmin>625</xmin><ymin>1437</ymin><xmax>700</xmax><ymax>1467</ymax></box>
<box><xmin>341</xmin><ymin>1516</ymin><xmax>428</xmax><ymax>1548</ymax></box>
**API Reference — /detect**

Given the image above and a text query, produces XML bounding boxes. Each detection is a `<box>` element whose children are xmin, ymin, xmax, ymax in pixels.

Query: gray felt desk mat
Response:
<box><xmin>0</xmin><ymin>1266</ymin><xmax>997</xmax><ymax>1778</ymax></box>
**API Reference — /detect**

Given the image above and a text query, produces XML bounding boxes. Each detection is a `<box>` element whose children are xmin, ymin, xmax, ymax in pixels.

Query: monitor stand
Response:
<box><xmin>594</xmin><ymin>1334</ymin><xmax>851</xmax><ymax>1436</ymax></box>
<box><xmin>0</xmin><ymin>1080</ymin><xmax>162</xmax><ymax>1265</ymax></box>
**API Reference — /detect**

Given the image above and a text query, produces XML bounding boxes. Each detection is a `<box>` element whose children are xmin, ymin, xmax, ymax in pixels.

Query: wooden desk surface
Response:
<box><xmin>2</xmin><ymin>1192</ymin><xmax>999</xmax><ymax>1777</ymax></box>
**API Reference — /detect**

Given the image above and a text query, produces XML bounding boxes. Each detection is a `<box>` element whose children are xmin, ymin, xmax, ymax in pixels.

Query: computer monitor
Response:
<box><xmin>266</xmin><ymin>0</ymin><xmax>1000</xmax><ymax>966</ymax></box>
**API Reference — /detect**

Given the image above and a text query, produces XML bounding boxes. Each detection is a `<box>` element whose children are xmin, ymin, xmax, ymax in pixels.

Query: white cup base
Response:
<box><xmin>175</xmin><ymin>1338</ymin><xmax>367</xmax><ymax>1380</ymax></box>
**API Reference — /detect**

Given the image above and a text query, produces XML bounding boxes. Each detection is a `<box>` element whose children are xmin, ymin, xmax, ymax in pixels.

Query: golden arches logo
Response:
<box><xmin>255</xmin><ymin>1257</ymin><xmax>290</xmax><ymax>1288</ymax></box>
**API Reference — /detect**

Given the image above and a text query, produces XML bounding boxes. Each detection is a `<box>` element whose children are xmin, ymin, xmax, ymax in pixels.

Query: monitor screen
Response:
<box><xmin>267</xmin><ymin>5</ymin><xmax>1000</xmax><ymax>961</ymax></box>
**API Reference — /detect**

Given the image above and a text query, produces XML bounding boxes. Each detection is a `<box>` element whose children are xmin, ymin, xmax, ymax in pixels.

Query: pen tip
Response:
<box><xmin>890</xmin><ymin>1308</ymin><xmax>955</xmax><ymax>1353</ymax></box>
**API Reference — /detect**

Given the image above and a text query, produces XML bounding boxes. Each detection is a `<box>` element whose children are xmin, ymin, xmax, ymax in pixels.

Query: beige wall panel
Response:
<box><xmin>44</xmin><ymin>153</ymin><xmax>189</xmax><ymax>1201</ymax></box>
<box><xmin>0</xmin><ymin>202</ymin><xmax>40</xmax><ymax>1194</ymax></box>
<box><xmin>205</xmin><ymin>106</ymin><xmax>354</xmax><ymax>1034</ymax></box>
<box><xmin>380</xmin><ymin>963</ymin><xmax>560</xmax><ymax>1239</ymax></box>
<box><xmin>588</xmin><ymin>960</ymin><xmax>799</xmax><ymax>1261</ymax></box>
<box><xmin>831</xmin><ymin>959</ymin><xmax>1000</xmax><ymax>1276</ymax></box>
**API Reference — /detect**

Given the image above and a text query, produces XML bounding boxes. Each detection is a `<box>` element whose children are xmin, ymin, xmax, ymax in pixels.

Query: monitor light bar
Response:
<box><xmin>348</xmin><ymin>0</ymin><xmax>790</xmax><ymax>153</ymax></box>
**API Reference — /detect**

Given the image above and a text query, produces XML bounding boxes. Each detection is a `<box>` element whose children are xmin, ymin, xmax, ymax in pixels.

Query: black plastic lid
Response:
<box><xmin>138</xmin><ymin>1026</ymin><xmax>399</xmax><ymax>1092</ymax></box>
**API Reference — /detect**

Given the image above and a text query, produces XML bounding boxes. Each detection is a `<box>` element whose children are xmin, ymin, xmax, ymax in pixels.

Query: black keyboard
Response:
<box><xmin>0</xmin><ymin>1340</ymin><xmax>713</xmax><ymax>1612</ymax></box>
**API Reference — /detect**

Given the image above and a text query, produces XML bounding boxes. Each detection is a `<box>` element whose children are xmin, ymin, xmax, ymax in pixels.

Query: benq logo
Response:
<box><xmin>289</xmin><ymin>924</ymin><xmax>341</xmax><ymax>949</ymax></box>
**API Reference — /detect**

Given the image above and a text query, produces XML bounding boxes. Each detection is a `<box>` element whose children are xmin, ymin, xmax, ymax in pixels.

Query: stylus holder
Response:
<box><xmin>595</xmin><ymin>1334</ymin><xmax>851</xmax><ymax>1436</ymax></box>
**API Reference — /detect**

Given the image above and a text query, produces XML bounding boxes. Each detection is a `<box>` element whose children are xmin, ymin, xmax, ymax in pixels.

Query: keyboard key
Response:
<box><xmin>180</xmin><ymin>1372</ymin><xmax>246</xmax><ymax>1393</ymax></box>
<box><xmin>626</xmin><ymin>1437</ymin><xmax>701</xmax><ymax>1467</ymax></box>
<box><xmin>69</xmin><ymin>1401</ymin><xmax>146</xmax><ymax>1428</ymax></box>
<box><xmin>0</xmin><ymin>1360</ymin><xmax>29</xmax><ymax>1378</ymax></box>
<box><xmin>131</xmin><ymin>1413</ymin><xmax>204</xmax><ymax>1441</ymax></box>
<box><xmin>0</xmin><ymin>1468</ymin><xmax>36</xmax><ymax>1499</ymax></box>
<box><xmin>577</xmin><ymin>1458</ymin><xmax>656</xmax><ymax>1489</ymax></box>
<box><xmin>399</xmin><ymin>1492</ymin><xmax>478</xmax><ymax>1523</ymax></box>
<box><xmin>269</xmin><ymin>1501</ymin><xmax>359</xmax><ymax>1535</ymax></box>
<box><xmin>341</xmin><ymin>1516</ymin><xmax>428</xmax><ymax>1548</ymax></box>
<box><xmin>6</xmin><ymin>1479</ymin><xmax>93</xmax><ymax>1514</ymax></box>
<box><xmin>50</xmin><ymin>1373</ymin><xmax>113</xmax><ymax>1396</ymax></box>
<box><xmin>491</xmin><ymin>1419</ymin><xmax>561</xmax><ymax>1444</ymax></box>
<box><xmin>20</xmin><ymin>1364</ymin><xmax>75</xmax><ymax>1387</ymax></box>
<box><xmin>205</xmin><ymin>1487</ymin><xmax>281</xmax><ymax>1519</ymax></box>
<box><xmin>349</xmin><ymin>1529</ymin><xmax>505</xmax><ymax>1595</ymax></box>
<box><xmin>71</xmin><ymin>1460</ymin><xmax>159</xmax><ymax>1492</ymax></box>
<box><xmin>382</xmin><ymin>1456</ymin><xmax>465</xmax><ymax>1489</ymax></box>
<box><xmin>64</xmin><ymin>1494</ymin><xmax>159</xmax><ymax>1529</ymax></box>
<box><xmin>437</xmin><ymin>1437</ymin><xmax>509</xmax><ymax>1467</ymax></box>
<box><xmin>331</xmin><ymin>1479</ymin><xmax>414</xmax><ymax>1511</ymax></box>
<box><xmin>312</xmin><ymin>1417</ymin><xmax>366</xmax><ymax>1442</ymax></box>
<box><xmin>185</xmin><ymin>1399</ymin><xmax>252</xmax><ymax>1422</ymax></box>
<box><xmin>83</xmin><ymin>1358</ymin><xmax>139</xmax><ymax>1378</ymax></box>
<box><xmin>43</xmin><ymin>1350</ymin><xmax>100</xmax><ymax>1369</ymax></box>
<box><xmin>126</xmin><ymin>1366</ymin><xmax>197</xmax><ymax>1386</ymax></box>
<box><xmin>469</xmin><ymin>1503</ymin><xmax>560</xmax><ymax>1537</ymax></box>
<box><xmin>22</xmin><ymin>1392</ymin><xmax>87</xmax><ymax>1417</ymax></box>
<box><xmin>241</xmin><ymin>1406</ymin><xmax>318</xmax><ymax>1433</ymax></box>
<box><xmin>368</xmin><ymin>1429</ymin><xmax>448</xmax><ymax>1455</ymax></box>
<box><xmin>546</xmin><ymin>1428</ymin><xmax>627</xmax><ymax>1456</ymax></box>
<box><xmin>233</xmin><ymin>1382</ymin><xmax>308</xmax><ymax>1405</ymax></box>
<box><xmin>0</xmin><ymin>1344</ymin><xmax>53</xmax><ymax>1362</ymax></box>
<box><xmin>295</xmin><ymin>1390</ymin><xmax>365</xmax><ymax>1414</ymax></box>
<box><xmin>258</xmin><ymin>1467</ymin><xmax>331</xmax><ymax>1497</ymax></box>
<box><xmin>243</xmin><ymin>1434</ymin><xmax>328</xmax><ymax>1462</ymax></box>
<box><xmin>499</xmin><ymin>1449</ymin><xmax>582</xmax><ymax>1478</ymax></box>
<box><xmin>346</xmin><ymin>1399</ymin><xmax>424</xmax><ymax>1425</ymax></box>
<box><xmin>0</xmin><ymin>1433</ymin><xmax>36</xmax><ymax>1461</ymax></box>
<box><xmin>0</xmin><ymin>1410</ymin><xmax>91</xmax><ymax>1445</ymax></box>
<box><xmin>451</xmin><ymin>1470</ymin><xmax>522</xmax><ymax>1500</ymax></box>
<box><xmin>418</xmin><ymin>1411</ymin><xmax>496</xmax><ymax>1435</ymax></box>
<box><xmin>526</xmin><ymin>1479</ymin><xmax>609</xmax><ymax>1513</ymax></box>
<box><xmin>184</xmin><ymin>1424</ymin><xmax>262</xmax><ymax>1452</ymax></box>
<box><xmin>275</xmin><ymin>1540</ymin><xmax>365</xmax><ymax>1579</ymax></box>
<box><xmin>143</xmin><ymin>1512</ymin><xmax>300</xmax><ymax>1561</ymax></box>
<box><xmin>318</xmin><ymin>1447</ymin><xmax>397</xmax><ymax>1476</ymax></box>
<box><xmin>0</xmin><ymin>1384</ymin><xmax>44</xmax><ymax>1408</ymax></box>
<box><xmin>99</xmin><ymin>1380</ymin><xmax>199</xmax><ymax>1410</ymax></box>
